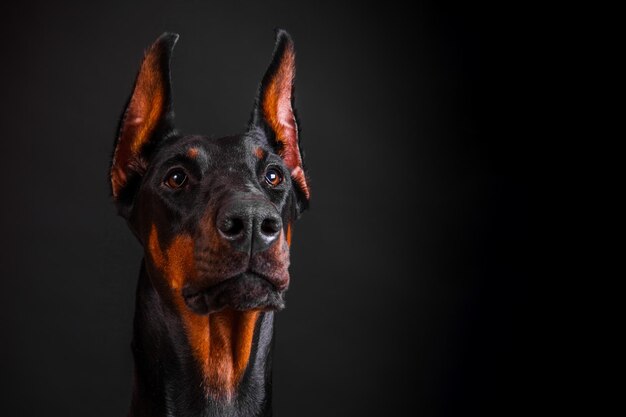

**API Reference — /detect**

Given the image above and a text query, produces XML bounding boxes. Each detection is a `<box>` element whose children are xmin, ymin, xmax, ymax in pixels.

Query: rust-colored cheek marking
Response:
<box><xmin>148</xmin><ymin>225</ymin><xmax>166</xmax><ymax>270</ymax></box>
<box><xmin>147</xmin><ymin>224</ymin><xmax>260</xmax><ymax>400</ymax></box>
<box><xmin>148</xmin><ymin>224</ymin><xmax>196</xmax><ymax>291</ymax></box>
<box><xmin>166</xmin><ymin>235</ymin><xmax>195</xmax><ymax>291</ymax></box>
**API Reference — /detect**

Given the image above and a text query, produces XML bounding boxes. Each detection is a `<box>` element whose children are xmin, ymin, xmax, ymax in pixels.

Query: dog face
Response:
<box><xmin>110</xmin><ymin>32</ymin><xmax>309</xmax><ymax>315</ymax></box>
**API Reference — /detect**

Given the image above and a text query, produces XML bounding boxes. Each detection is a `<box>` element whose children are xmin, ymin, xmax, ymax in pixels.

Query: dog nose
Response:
<box><xmin>216</xmin><ymin>200</ymin><xmax>282</xmax><ymax>254</ymax></box>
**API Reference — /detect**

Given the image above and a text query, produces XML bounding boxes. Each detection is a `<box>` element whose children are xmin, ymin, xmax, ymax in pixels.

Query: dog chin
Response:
<box><xmin>182</xmin><ymin>272</ymin><xmax>286</xmax><ymax>315</ymax></box>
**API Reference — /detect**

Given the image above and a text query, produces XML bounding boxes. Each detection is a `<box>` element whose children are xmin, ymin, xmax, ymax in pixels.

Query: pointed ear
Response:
<box><xmin>111</xmin><ymin>32</ymin><xmax>179</xmax><ymax>211</ymax></box>
<box><xmin>251</xmin><ymin>29</ymin><xmax>310</xmax><ymax>204</ymax></box>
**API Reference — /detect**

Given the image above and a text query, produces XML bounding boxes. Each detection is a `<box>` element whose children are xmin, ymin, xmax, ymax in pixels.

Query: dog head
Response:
<box><xmin>110</xmin><ymin>31</ymin><xmax>309</xmax><ymax>315</ymax></box>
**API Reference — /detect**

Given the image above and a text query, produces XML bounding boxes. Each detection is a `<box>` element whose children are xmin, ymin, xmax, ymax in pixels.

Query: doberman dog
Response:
<box><xmin>110</xmin><ymin>30</ymin><xmax>309</xmax><ymax>417</ymax></box>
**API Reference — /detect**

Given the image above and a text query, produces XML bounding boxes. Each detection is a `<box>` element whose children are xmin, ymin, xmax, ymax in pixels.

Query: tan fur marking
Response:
<box><xmin>165</xmin><ymin>235</ymin><xmax>195</xmax><ymax>291</ymax></box>
<box><xmin>148</xmin><ymin>224</ymin><xmax>166</xmax><ymax>270</ymax></box>
<box><xmin>187</xmin><ymin>147</ymin><xmax>199</xmax><ymax>158</ymax></box>
<box><xmin>205</xmin><ymin>310</ymin><xmax>260</xmax><ymax>400</ymax></box>
<box><xmin>286</xmin><ymin>223</ymin><xmax>292</xmax><ymax>246</ymax></box>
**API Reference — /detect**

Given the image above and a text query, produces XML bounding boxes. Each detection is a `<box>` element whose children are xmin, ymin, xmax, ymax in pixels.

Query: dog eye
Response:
<box><xmin>164</xmin><ymin>169</ymin><xmax>187</xmax><ymax>189</ymax></box>
<box><xmin>264</xmin><ymin>168</ymin><xmax>283</xmax><ymax>187</ymax></box>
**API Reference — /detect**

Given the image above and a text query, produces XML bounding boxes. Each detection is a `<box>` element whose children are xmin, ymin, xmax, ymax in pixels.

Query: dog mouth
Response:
<box><xmin>181</xmin><ymin>271</ymin><xmax>286</xmax><ymax>315</ymax></box>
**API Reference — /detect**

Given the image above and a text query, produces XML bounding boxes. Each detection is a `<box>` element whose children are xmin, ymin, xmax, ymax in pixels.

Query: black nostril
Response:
<box><xmin>219</xmin><ymin>217</ymin><xmax>245</xmax><ymax>239</ymax></box>
<box><xmin>216</xmin><ymin>200</ymin><xmax>280</xmax><ymax>254</ymax></box>
<box><xmin>260</xmin><ymin>217</ymin><xmax>281</xmax><ymax>236</ymax></box>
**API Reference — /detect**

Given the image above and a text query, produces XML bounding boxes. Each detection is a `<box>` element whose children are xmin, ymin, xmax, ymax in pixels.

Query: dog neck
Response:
<box><xmin>128</xmin><ymin>263</ymin><xmax>274</xmax><ymax>417</ymax></box>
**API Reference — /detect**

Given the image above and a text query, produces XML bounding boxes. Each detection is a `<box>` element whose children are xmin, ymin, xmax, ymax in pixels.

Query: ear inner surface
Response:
<box><xmin>259</xmin><ymin>31</ymin><xmax>310</xmax><ymax>200</ymax></box>
<box><xmin>111</xmin><ymin>33</ymin><xmax>179</xmax><ymax>200</ymax></box>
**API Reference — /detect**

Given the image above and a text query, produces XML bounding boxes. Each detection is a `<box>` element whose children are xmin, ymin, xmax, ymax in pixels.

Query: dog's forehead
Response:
<box><xmin>156</xmin><ymin>134</ymin><xmax>271</xmax><ymax>168</ymax></box>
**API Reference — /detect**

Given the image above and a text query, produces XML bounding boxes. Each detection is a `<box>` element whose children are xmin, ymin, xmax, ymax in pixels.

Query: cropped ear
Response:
<box><xmin>251</xmin><ymin>29</ymin><xmax>310</xmax><ymax>205</ymax></box>
<box><xmin>111</xmin><ymin>32</ymin><xmax>179</xmax><ymax>214</ymax></box>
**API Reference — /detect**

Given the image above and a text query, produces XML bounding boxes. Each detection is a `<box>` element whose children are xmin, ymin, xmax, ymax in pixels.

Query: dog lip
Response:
<box><xmin>243</xmin><ymin>269</ymin><xmax>278</xmax><ymax>290</ymax></box>
<box><xmin>181</xmin><ymin>269</ymin><xmax>286</xmax><ymax>315</ymax></box>
<box><xmin>182</xmin><ymin>269</ymin><xmax>278</xmax><ymax>299</ymax></box>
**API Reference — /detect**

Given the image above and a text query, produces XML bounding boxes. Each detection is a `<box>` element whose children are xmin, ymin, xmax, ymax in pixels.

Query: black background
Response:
<box><xmin>0</xmin><ymin>1</ymin><xmax>532</xmax><ymax>416</ymax></box>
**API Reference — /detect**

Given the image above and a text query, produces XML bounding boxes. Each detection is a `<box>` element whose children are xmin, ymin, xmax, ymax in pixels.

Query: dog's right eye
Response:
<box><xmin>164</xmin><ymin>169</ymin><xmax>187</xmax><ymax>189</ymax></box>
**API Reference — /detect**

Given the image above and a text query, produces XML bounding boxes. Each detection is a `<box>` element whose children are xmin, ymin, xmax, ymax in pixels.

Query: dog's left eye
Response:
<box><xmin>264</xmin><ymin>168</ymin><xmax>283</xmax><ymax>187</ymax></box>
<box><xmin>164</xmin><ymin>169</ymin><xmax>187</xmax><ymax>189</ymax></box>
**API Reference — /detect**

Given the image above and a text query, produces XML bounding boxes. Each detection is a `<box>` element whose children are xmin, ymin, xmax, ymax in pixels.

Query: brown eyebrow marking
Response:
<box><xmin>187</xmin><ymin>147</ymin><xmax>200</xmax><ymax>158</ymax></box>
<box><xmin>254</xmin><ymin>146</ymin><xmax>266</xmax><ymax>160</ymax></box>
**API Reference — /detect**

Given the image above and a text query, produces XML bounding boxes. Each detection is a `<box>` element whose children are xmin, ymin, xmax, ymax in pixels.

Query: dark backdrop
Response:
<box><xmin>0</xmin><ymin>1</ymin><xmax>531</xmax><ymax>416</ymax></box>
